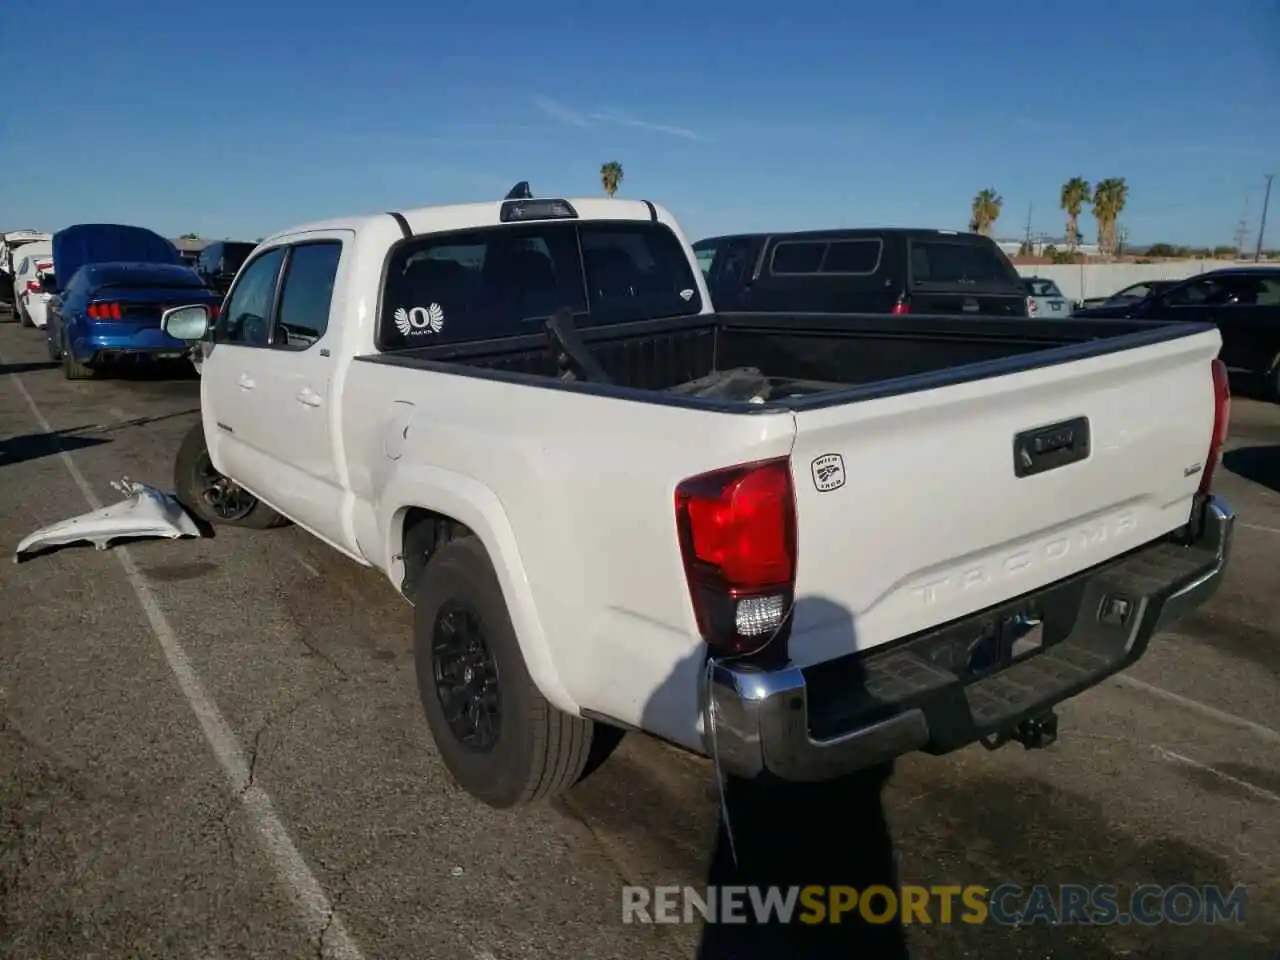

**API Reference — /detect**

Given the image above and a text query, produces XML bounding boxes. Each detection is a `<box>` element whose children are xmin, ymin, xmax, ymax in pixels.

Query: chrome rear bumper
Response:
<box><xmin>704</xmin><ymin>496</ymin><xmax>1235</xmax><ymax>782</ymax></box>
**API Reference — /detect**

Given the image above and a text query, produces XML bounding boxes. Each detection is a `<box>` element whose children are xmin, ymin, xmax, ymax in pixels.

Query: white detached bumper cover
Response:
<box><xmin>14</xmin><ymin>479</ymin><xmax>203</xmax><ymax>561</ymax></box>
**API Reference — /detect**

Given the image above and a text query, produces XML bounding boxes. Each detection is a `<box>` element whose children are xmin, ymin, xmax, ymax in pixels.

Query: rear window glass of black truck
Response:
<box><xmin>378</xmin><ymin>220</ymin><xmax>703</xmax><ymax>350</ymax></box>
<box><xmin>909</xmin><ymin>239</ymin><xmax>1022</xmax><ymax>291</ymax></box>
<box><xmin>221</xmin><ymin>242</ymin><xmax>257</xmax><ymax>273</ymax></box>
<box><xmin>769</xmin><ymin>238</ymin><xmax>882</xmax><ymax>276</ymax></box>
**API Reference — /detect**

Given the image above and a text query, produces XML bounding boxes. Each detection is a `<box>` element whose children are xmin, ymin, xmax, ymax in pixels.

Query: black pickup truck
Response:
<box><xmin>692</xmin><ymin>227</ymin><xmax>1030</xmax><ymax>318</ymax></box>
<box><xmin>194</xmin><ymin>240</ymin><xmax>258</xmax><ymax>299</ymax></box>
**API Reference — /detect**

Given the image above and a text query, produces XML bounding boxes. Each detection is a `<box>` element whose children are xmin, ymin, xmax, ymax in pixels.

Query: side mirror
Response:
<box><xmin>161</xmin><ymin>303</ymin><xmax>212</xmax><ymax>340</ymax></box>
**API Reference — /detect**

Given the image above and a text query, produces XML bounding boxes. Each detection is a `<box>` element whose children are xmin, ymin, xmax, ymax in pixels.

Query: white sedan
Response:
<box><xmin>12</xmin><ymin>246</ymin><xmax>54</xmax><ymax>328</ymax></box>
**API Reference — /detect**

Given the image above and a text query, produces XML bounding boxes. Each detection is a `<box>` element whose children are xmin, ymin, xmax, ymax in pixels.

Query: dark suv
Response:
<box><xmin>692</xmin><ymin>228</ymin><xmax>1029</xmax><ymax>317</ymax></box>
<box><xmin>194</xmin><ymin>240</ymin><xmax>257</xmax><ymax>298</ymax></box>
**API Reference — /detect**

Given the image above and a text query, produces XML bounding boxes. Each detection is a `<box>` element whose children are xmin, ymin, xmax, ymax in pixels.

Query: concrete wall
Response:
<box><xmin>1013</xmin><ymin>261</ymin><xmax>1261</xmax><ymax>303</ymax></box>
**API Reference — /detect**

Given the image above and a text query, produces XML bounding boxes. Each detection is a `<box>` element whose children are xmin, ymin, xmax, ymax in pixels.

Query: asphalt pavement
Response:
<box><xmin>1</xmin><ymin>314</ymin><xmax>1277</xmax><ymax>959</ymax></box>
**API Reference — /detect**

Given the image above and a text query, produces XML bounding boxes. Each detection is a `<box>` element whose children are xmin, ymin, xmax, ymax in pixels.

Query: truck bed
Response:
<box><xmin>357</xmin><ymin>312</ymin><xmax>1208</xmax><ymax>410</ymax></box>
<box><xmin>344</xmin><ymin>305</ymin><xmax>1222</xmax><ymax>718</ymax></box>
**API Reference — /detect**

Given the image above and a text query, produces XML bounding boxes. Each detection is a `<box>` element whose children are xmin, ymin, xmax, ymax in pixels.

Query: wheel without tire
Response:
<box><xmin>413</xmin><ymin>535</ymin><xmax>596</xmax><ymax>808</ymax></box>
<box><xmin>173</xmin><ymin>422</ymin><xmax>288</xmax><ymax>529</ymax></box>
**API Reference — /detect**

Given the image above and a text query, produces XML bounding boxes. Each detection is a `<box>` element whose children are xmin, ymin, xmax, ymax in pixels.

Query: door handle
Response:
<box><xmin>296</xmin><ymin>387</ymin><xmax>322</xmax><ymax>408</ymax></box>
<box><xmin>237</xmin><ymin>374</ymin><xmax>255</xmax><ymax>390</ymax></box>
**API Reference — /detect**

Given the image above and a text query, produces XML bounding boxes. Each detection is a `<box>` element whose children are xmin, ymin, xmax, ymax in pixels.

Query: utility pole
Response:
<box><xmin>1023</xmin><ymin>201</ymin><xmax>1033</xmax><ymax>254</ymax></box>
<box><xmin>1255</xmin><ymin>173</ymin><xmax>1274</xmax><ymax>262</ymax></box>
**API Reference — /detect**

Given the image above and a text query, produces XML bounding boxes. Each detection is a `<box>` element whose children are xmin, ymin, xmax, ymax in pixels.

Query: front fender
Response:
<box><xmin>378</xmin><ymin>464</ymin><xmax>577</xmax><ymax>716</ymax></box>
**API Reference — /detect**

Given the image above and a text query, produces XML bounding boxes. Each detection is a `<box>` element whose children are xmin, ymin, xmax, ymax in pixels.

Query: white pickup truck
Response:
<box><xmin>159</xmin><ymin>187</ymin><xmax>1235</xmax><ymax>809</ymax></box>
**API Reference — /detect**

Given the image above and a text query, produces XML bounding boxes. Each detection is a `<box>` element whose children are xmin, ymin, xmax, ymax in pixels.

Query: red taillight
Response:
<box><xmin>1199</xmin><ymin>357</ymin><xmax>1231</xmax><ymax>495</ymax></box>
<box><xmin>675</xmin><ymin>457</ymin><xmax>797</xmax><ymax>656</ymax></box>
<box><xmin>88</xmin><ymin>301</ymin><xmax>122</xmax><ymax>320</ymax></box>
<box><xmin>208</xmin><ymin>303</ymin><xmax>220</xmax><ymax>320</ymax></box>
<box><xmin>891</xmin><ymin>299</ymin><xmax>910</xmax><ymax>315</ymax></box>
<box><xmin>25</xmin><ymin>280</ymin><xmax>40</xmax><ymax>294</ymax></box>
<box><xmin>36</xmin><ymin>261</ymin><xmax>52</xmax><ymax>272</ymax></box>
<box><xmin>1026</xmin><ymin>296</ymin><xmax>1038</xmax><ymax>316</ymax></box>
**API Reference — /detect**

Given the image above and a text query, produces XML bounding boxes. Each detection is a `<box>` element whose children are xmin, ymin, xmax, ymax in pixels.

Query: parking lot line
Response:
<box><xmin>1114</xmin><ymin>673</ymin><xmax>1280</xmax><ymax>746</ymax></box>
<box><xmin>7</xmin><ymin>370</ymin><xmax>367</xmax><ymax>960</ymax></box>
<box><xmin>1240</xmin><ymin>521</ymin><xmax>1280</xmax><ymax>536</ymax></box>
<box><xmin>1152</xmin><ymin>745</ymin><xmax>1280</xmax><ymax>804</ymax></box>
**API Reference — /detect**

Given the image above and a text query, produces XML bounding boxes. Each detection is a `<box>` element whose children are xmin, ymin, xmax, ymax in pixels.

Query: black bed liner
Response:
<box><xmin>355</xmin><ymin>311</ymin><xmax>1213</xmax><ymax>415</ymax></box>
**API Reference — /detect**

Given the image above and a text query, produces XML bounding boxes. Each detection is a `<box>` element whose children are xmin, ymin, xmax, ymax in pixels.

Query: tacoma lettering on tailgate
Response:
<box><xmin>908</xmin><ymin>510</ymin><xmax>1138</xmax><ymax>607</ymax></box>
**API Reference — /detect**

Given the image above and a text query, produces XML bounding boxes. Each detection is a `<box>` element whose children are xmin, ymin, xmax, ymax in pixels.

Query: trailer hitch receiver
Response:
<box><xmin>981</xmin><ymin>709</ymin><xmax>1059</xmax><ymax>752</ymax></box>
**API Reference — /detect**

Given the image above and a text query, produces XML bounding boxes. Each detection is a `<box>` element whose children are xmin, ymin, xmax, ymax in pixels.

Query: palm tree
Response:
<box><xmin>1092</xmin><ymin>178</ymin><xmax>1129</xmax><ymax>259</ymax></box>
<box><xmin>970</xmin><ymin>189</ymin><xmax>1003</xmax><ymax>236</ymax></box>
<box><xmin>600</xmin><ymin>161</ymin><xmax>624</xmax><ymax>198</ymax></box>
<box><xmin>1059</xmin><ymin>177</ymin><xmax>1091</xmax><ymax>253</ymax></box>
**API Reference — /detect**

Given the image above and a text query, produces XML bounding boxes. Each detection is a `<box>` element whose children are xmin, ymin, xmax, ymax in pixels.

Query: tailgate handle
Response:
<box><xmin>1013</xmin><ymin>417</ymin><xmax>1090</xmax><ymax>477</ymax></box>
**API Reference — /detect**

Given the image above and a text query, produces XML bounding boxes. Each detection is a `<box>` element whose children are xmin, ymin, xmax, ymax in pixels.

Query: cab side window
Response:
<box><xmin>273</xmin><ymin>242</ymin><xmax>341</xmax><ymax>349</ymax></box>
<box><xmin>1161</xmin><ymin>278</ymin><xmax>1220</xmax><ymax>307</ymax></box>
<box><xmin>216</xmin><ymin>247</ymin><xmax>285</xmax><ymax>346</ymax></box>
<box><xmin>693</xmin><ymin>241</ymin><xmax>718</xmax><ymax>278</ymax></box>
<box><xmin>1213</xmin><ymin>275</ymin><xmax>1266</xmax><ymax>307</ymax></box>
<box><xmin>1255</xmin><ymin>277</ymin><xmax>1280</xmax><ymax>306</ymax></box>
<box><xmin>709</xmin><ymin>239</ymin><xmax>753</xmax><ymax>288</ymax></box>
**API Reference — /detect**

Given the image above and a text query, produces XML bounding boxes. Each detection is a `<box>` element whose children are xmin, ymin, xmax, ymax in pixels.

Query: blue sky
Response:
<box><xmin>2</xmin><ymin>0</ymin><xmax>1277</xmax><ymax>246</ymax></box>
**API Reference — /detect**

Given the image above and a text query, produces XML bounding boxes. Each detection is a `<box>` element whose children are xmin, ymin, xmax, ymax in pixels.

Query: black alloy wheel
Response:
<box><xmin>431</xmin><ymin>601</ymin><xmax>502</xmax><ymax>752</ymax></box>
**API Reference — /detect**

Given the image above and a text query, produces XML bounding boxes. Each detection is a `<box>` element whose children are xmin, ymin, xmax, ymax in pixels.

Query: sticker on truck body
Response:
<box><xmin>810</xmin><ymin>454</ymin><xmax>846</xmax><ymax>492</ymax></box>
<box><xmin>393</xmin><ymin>303</ymin><xmax>445</xmax><ymax>336</ymax></box>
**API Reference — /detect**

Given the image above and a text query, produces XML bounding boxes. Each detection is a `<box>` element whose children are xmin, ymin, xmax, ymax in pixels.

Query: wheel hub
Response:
<box><xmin>194</xmin><ymin>452</ymin><xmax>258</xmax><ymax>521</ymax></box>
<box><xmin>432</xmin><ymin>603</ymin><xmax>501</xmax><ymax>752</ymax></box>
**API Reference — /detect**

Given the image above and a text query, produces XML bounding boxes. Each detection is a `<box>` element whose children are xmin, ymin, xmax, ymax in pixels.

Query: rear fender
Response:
<box><xmin>65</xmin><ymin>313</ymin><xmax>91</xmax><ymax>361</ymax></box>
<box><xmin>378</xmin><ymin>464</ymin><xmax>575</xmax><ymax>715</ymax></box>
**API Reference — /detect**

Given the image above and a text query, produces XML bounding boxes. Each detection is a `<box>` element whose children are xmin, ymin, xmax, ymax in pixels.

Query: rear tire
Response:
<box><xmin>18</xmin><ymin>301</ymin><xmax>33</xmax><ymax>328</ymax></box>
<box><xmin>173</xmin><ymin>422</ymin><xmax>288</xmax><ymax>529</ymax></box>
<box><xmin>62</xmin><ymin>333</ymin><xmax>95</xmax><ymax>380</ymax></box>
<box><xmin>413</xmin><ymin>535</ymin><xmax>596</xmax><ymax>808</ymax></box>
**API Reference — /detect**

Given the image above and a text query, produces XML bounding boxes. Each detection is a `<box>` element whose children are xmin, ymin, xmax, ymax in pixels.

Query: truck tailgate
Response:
<box><xmin>784</xmin><ymin>327</ymin><xmax>1221</xmax><ymax>666</ymax></box>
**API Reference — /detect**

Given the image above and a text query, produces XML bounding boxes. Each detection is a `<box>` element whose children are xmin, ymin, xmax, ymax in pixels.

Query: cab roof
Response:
<box><xmin>260</xmin><ymin>196</ymin><xmax>670</xmax><ymax>247</ymax></box>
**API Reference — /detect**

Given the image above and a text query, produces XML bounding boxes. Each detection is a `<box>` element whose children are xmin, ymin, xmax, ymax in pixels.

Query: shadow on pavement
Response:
<box><xmin>1222</xmin><ymin>444</ymin><xmax>1280</xmax><ymax>494</ymax></box>
<box><xmin>0</xmin><ymin>427</ymin><xmax>110</xmax><ymax>469</ymax></box>
<box><xmin>96</xmin><ymin>359</ymin><xmax>199</xmax><ymax>382</ymax></box>
<box><xmin>0</xmin><ymin>361</ymin><xmax>59</xmax><ymax>377</ymax></box>
<box><xmin>697</xmin><ymin>765</ymin><xmax>907</xmax><ymax>959</ymax></box>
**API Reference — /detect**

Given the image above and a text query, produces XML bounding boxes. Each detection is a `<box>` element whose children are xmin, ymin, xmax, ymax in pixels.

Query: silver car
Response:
<box><xmin>1022</xmin><ymin>276</ymin><xmax>1070</xmax><ymax>317</ymax></box>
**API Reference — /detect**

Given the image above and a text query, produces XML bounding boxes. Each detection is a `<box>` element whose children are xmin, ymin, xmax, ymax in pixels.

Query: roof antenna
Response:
<box><xmin>505</xmin><ymin>181</ymin><xmax>533</xmax><ymax>200</ymax></box>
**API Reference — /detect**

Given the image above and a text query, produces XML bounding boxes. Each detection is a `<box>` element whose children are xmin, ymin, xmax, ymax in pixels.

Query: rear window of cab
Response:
<box><xmin>378</xmin><ymin>220</ymin><xmax>703</xmax><ymax>350</ymax></box>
